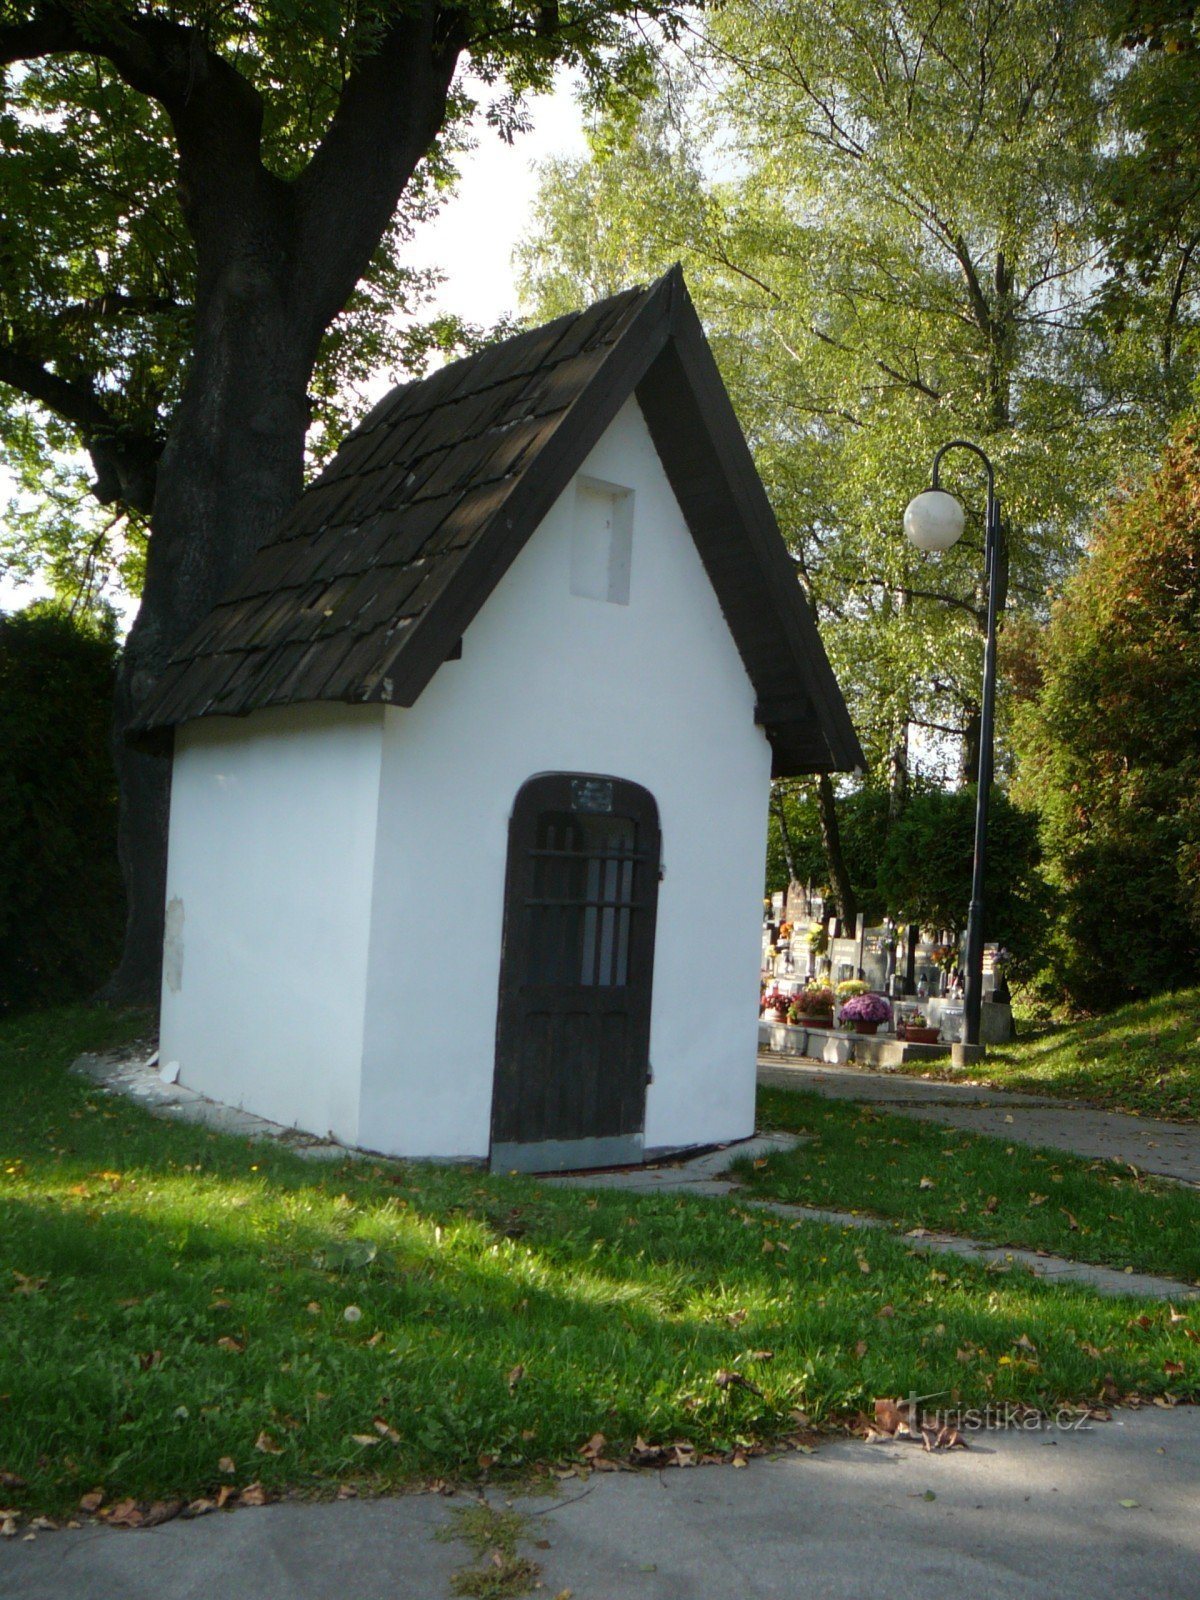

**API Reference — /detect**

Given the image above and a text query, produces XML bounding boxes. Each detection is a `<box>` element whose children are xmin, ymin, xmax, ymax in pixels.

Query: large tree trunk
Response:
<box><xmin>102</xmin><ymin>233</ymin><xmax>316</xmax><ymax>1001</ymax></box>
<box><xmin>817</xmin><ymin>773</ymin><xmax>857</xmax><ymax>933</ymax></box>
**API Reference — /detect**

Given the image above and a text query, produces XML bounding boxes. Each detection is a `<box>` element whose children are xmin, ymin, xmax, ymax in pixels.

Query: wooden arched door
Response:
<box><xmin>490</xmin><ymin>774</ymin><xmax>661</xmax><ymax>1173</ymax></box>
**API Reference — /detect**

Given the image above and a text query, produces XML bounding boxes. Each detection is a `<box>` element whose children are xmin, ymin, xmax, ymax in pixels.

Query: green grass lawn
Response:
<box><xmin>745</xmin><ymin>1087</ymin><xmax>1200</xmax><ymax>1284</ymax></box>
<box><xmin>907</xmin><ymin>987</ymin><xmax>1200</xmax><ymax>1120</ymax></box>
<box><xmin>2</xmin><ymin>1006</ymin><xmax>1198</xmax><ymax>1521</ymax></box>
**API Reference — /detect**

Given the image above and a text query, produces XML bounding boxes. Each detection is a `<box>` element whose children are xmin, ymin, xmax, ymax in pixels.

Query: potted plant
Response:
<box><xmin>790</xmin><ymin>984</ymin><xmax>835</xmax><ymax>1027</ymax></box>
<box><xmin>835</xmin><ymin>978</ymin><xmax>869</xmax><ymax>1001</ymax></box>
<box><xmin>761</xmin><ymin>986</ymin><xmax>792</xmax><ymax>1022</ymax></box>
<box><xmin>838</xmin><ymin>992</ymin><xmax>892</xmax><ymax>1036</ymax></box>
<box><xmin>898</xmin><ymin>1010</ymin><xmax>940</xmax><ymax>1045</ymax></box>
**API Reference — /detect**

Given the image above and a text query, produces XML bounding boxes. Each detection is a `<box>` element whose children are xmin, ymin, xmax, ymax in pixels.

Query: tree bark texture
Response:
<box><xmin>816</xmin><ymin>773</ymin><xmax>857</xmax><ymax>934</ymax></box>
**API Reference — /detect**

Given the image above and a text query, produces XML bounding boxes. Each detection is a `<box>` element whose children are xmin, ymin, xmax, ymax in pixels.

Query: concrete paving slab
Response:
<box><xmin>744</xmin><ymin>1200</ymin><xmax>1200</xmax><ymax>1300</ymax></box>
<box><xmin>759</xmin><ymin>1058</ymin><xmax>1200</xmax><ymax>1186</ymax></box>
<box><xmin>5</xmin><ymin>1409</ymin><xmax>1199</xmax><ymax>1600</ymax></box>
<box><xmin>72</xmin><ymin>1049</ymin><xmax>380</xmax><ymax>1163</ymax></box>
<box><xmin>547</xmin><ymin>1132</ymin><xmax>803</xmax><ymax>1193</ymax></box>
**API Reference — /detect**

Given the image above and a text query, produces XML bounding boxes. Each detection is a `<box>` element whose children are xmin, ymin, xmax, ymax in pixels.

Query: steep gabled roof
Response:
<box><xmin>136</xmin><ymin>267</ymin><xmax>863</xmax><ymax>776</ymax></box>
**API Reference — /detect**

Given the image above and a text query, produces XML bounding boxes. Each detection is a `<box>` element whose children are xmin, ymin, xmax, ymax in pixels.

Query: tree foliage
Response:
<box><xmin>520</xmin><ymin>0</ymin><xmax>1182</xmax><ymax>793</ymax></box>
<box><xmin>874</xmin><ymin>787</ymin><xmax>1051</xmax><ymax>977</ymax></box>
<box><xmin>1012</xmin><ymin>417</ymin><xmax>1200</xmax><ymax>1008</ymax></box>
<box><xmin>0</xmin><ymin>602</ymin><xmax>124</xmax><ymax>1013</ymax></box>
<box><xmin>1096</xmin><ymin>0</ymin><xmax>1200</xmax><ymax>404</ymax></box>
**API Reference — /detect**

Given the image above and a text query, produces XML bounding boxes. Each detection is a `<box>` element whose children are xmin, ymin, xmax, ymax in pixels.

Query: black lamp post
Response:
<box><xmin>903</xmin><ymin>441</ymin><xmax>1001</xmax><ymax>1051</ymax></box>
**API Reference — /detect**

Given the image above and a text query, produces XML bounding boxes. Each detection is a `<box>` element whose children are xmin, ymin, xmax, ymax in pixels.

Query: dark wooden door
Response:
<box><xmin>490</xmin><ymin>774</ymin><xmax>661</xmax><ymax>1173</ymax></box>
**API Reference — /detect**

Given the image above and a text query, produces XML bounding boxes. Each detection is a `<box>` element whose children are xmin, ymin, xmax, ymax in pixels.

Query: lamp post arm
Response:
<box><xmin>930</xmin><ymin>439</ymin><xmax>995</xmax><ymax>501</ymax></box>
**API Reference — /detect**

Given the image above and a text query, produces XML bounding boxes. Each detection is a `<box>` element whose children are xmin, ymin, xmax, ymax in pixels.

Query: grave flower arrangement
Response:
<box><xmin>761</xmin><ymin>987</ymin><xmax>792</xmax><ymax>1018</ymax></box>
<box><xmin>790</xmin><ymin>985</ymin><xmax>834</xmax><ymax>1022</ymax></box>
<box><xmin>836</xmin><ymin>979</ymin><xmax>869</xmax><ymax>1000</ymax></box>
<box><xmin>839</xmin><ymin>992</ymin><xmax>892</xmax><ymax>1026</ymax></box>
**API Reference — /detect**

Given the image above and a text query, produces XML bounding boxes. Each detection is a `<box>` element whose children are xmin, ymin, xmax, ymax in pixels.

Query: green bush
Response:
<box><xmin>1012</xmin><ymin>418</ymin><xmax>1200</xmax><ymax>1010</ymax></box>
<box><xmin>0</xmin><ymin>603</ymin><xmax>124</xmax><ymax>1012</ymax></box>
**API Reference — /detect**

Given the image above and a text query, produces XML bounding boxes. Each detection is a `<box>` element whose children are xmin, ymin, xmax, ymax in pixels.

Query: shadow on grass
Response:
<box><xmin>1</xmin><ymin>1005</ymin><xmax>1198</xmax><ymax>1514</ymax></box>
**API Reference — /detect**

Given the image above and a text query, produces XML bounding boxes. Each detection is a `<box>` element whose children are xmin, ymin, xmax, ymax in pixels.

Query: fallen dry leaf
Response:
<box><xmin>351</xmin><ymin>1434</ymin><xmax>381</xmax><ymax>1448</ymax></box>
<box><xmin>983</xmin><ymin>1195</ymin><xmax>999</xmax><ymax>1214</ymax></box>
<box><xmin>872</xmin><ymin>1398</ymin><xmax>915</xmax><ymax>1438</ymax></box>
<box><xmin>217</xmin><ymin>1456</ymin><xmax>235</xmax><ymax>1476</ymax></box>
<box><xmin>918</xmin><ymin>1177</ymin><xmax>935</xmax><ymax>1190</ymax></box>
<box><xmin>216</xmin><ymin>1336</ymin><xmax>244</xmax><ymax>1354</ymax></box>
<box><xmin>921</xmin><ymin>1424</ymin><xmax>968</xmax><ymax>1452</ymax></box>
<box><xmin>1014</xmin><ymin>1333</ymin><xmax>1038</xmax><ymax>1355</ymax></box>
<box><xmin>507</xmin><ymin>1363</ymin><xmax>526</xmax><ymax>1392</ymax></box>
<box><xmin>0</xmin><ymin>1473</ymin><xmax>25</xmax><ymax>1491</ymax></box>
<box><xmin>1</xmin><ymin>1518</ymin><xmax>18</xmax><ymax>1539</ymax></box>
<box><xmin>714</xmin><ymin>1368</ymin><xmax>763</xmax><ymax>1397</ymax></box>
<box><xmin>254</xmin><ymin>1431</ymin><xmax>283</xmax><ymax>1456</ymax></box>
<box><xmin>107</xmin><ymin>1499</ymin><xmax>144</xmax><ymax>1529</ymax></box>
<box><xmin>239</xmin><ymin>1484</ymin><xmax>268</xmax><ymax>1507</ymax></box>
<box><xmin>78</xmin><ymin>1490</ymin><xmax>104</xmax><ymax>1513</ymax></box>
<box><xmin>373</xmin><ymin>1416</ymin><xmax>401</xmax><ymax>1443</ymax></box>
<box><xmin>140</xmin><ymin>1501</ymin><xmax>182</xmax><ymax>1529</ymax></box>
<box><xmin>1164</xmin><ymin>1360</ymin><xmax>1186</xmax><ymax>1378</ymax></box>
<box><xmin>579</xmin><ymin>1432</ymin><xmax>606</xmax><ymax>1461</ymax></box>
<box><xmin>215</xmin><ymin>1485</ymin><xmax>238</xmax><ymax>1509</ymax></box>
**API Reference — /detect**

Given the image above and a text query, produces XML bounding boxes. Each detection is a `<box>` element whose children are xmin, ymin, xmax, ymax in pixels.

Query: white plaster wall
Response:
<box><xmin>158</xmin><ymin>703</ymin><xmax>385</xmax><ymax>1144</ymax></box>
<box><xmin>359</xmin><ymin>395</ymin><xmax>773</xmax><ymax>1159</ymax></box>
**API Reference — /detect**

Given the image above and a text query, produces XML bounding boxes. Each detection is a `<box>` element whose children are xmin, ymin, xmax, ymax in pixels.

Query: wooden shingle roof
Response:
<box><xmin>136</xmin><ymin>267</ymin><xmax>863</xmax><ymax>776</ymax></box>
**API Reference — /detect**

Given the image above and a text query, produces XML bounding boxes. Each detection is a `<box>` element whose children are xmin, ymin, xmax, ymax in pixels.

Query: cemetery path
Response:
<box><xmin>5</xmin><ymin>1407</ymin><xmax>1199</xmax><ymax>1600</ymax></box>
<box><xmin>758</xmin><ymin>1056</ymin><xmax>1200</xmax><ymax>1187</ymax></box>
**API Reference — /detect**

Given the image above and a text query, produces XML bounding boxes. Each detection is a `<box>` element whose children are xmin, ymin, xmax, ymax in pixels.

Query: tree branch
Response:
<box><xmin>0</xmin><ymin>343</ymin><xmax>159</xmax><ymax>512</ymax></box>
<box><xmin>1</xmin><ymin>5</ymin><xmax>268</xmax><ymax>245</ymax></box>
<box><xmin>294</xmin><ymin>3</ymin><xmax>462</xmax><ymax>332</ymax></box>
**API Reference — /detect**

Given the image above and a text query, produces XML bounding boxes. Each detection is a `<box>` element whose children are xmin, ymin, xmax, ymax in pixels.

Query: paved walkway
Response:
<box><xmin>759</xmin><ymin>1056</ymin><xmax>1200</xmax><ymax>1186</ymax></box>
<box><xmin>6</xmin><ymin>1408</ymin><xmax>1199</xmax><ymax>1600</ymax></box>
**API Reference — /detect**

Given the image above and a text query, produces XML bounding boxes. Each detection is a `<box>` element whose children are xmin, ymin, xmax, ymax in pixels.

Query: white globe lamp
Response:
<box><xmin>903</xmin><ymin>488</ymin><xmax>965</xmax><ymax>552</ymax></box>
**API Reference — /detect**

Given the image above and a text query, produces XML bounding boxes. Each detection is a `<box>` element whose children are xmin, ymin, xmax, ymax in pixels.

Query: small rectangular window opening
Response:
<box><xmin>570</xmin><ymin>477</ymin><xmax>634</xmax><ymax>605</ymax></box>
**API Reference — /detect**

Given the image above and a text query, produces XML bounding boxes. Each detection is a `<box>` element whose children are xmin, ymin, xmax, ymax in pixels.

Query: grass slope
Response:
<box><xmin>929</xmin><ymin>988</ymin><xmax>1200</xmax><ymax>1119</ymax></box>
<box><xmin>1</xmin><ymin>1007</ymin><xmax>1198</xmax><ymax>1518</ymax></box>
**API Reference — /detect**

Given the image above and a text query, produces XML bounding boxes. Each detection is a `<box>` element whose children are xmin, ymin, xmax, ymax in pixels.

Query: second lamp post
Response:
<box><xmin>903</xmin><ymin>441</ymin><xmax>1002</xmax><ymax>1052</ymax></box>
